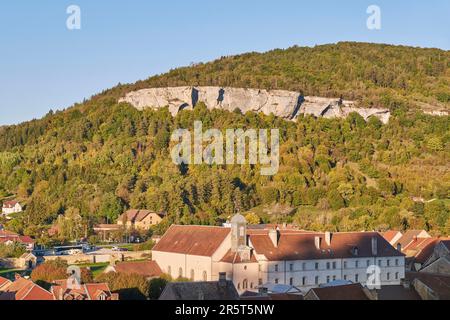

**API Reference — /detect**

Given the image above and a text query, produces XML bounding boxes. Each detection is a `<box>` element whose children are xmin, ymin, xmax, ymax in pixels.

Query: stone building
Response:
<box><xmin>152</xmin><ymin>214</ymin><xmax>405</xmax><ymax>294</ymax></box>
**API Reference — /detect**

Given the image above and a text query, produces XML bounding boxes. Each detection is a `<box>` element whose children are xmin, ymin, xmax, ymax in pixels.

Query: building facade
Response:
<box><xmin>1</xmin><ymin>201</ymin><xmax>22</xmax><ymax>216</ymax></box>
<box><xmin>153</xmin><ymin>214</ymin><xmax>406</xmax><ymax>294</ymax></box>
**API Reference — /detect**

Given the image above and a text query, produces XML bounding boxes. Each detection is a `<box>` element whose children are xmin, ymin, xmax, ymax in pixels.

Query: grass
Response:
<box><xmin>76</xmin><ymin>262</ymin><xmax>109</xmax><ymax>277</ymax></box>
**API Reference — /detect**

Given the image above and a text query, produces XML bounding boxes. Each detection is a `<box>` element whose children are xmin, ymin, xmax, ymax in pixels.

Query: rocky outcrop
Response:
<box><xmin>119</xmin><ymin>87</ymin><xmax>391</xmax><ymax>124</ymax></box>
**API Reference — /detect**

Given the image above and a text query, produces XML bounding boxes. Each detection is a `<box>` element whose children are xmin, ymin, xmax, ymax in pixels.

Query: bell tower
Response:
<box><xmin>230</xmin><ymin>214</ymin><xmax>247</xmax><ymax>252</ymax></box>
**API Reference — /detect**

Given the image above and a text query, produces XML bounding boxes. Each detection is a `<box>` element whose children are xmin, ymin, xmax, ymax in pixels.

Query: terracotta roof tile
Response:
<box><xmin>114</xmin><ymin>260</ymin><xmax>162</xmax><ymax>278</ymax></box>
<box><xmin>153</xmin><ymin>225</ymin><xmax>230</xmax><ymax>256</ymax></box>
<box><xmin>250</xmin><ymin>231</ymin><xmax>403</xmax><ymax>261</ymax></box>
<box><xmin>382</xmin><ymin>230</ymin><xmax>402</xmax><ymax>243</ymax></box>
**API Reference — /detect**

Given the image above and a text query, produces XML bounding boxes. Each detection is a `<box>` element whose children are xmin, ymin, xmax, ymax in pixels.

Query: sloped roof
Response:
<box><xmin>153</xmin><ymin>225</ymin><xmax>230</xmax><ymax>257</ymax></box>
<box><xmin>2</xmin><ymin>201</ymin><xmax>19</xmax><ymax>208</ymax></box>
<box><xmin>0</xmin><ymin>276</ymin><xmax>11</xmax><ymax>289</ymax></box>
<box><xmin>249</xmin><ymin>231</ymin><xmax>403</xmax><ymax>261</ymax></box>
<box><xmin>398</xmin><ymin>230</ymin><xmax>430</xmax><ymax>249</ymax></box>
<box><xmin>159</xmin><ymin>281</ymin><xmax>239</xmax><ymax>300</ymax></box>
<box><xmin>51</xmin><ymin>282</ymin><xmax>116</xmax><ymax>300</ymax></box>
<box><xmin>308</xmin><ymin>283</ymin><xmax>369</xmax><ymax>300</ymax></box>
<box><xmin>0</xmin><ymin>276</ymin><xmax>53</xmax><ymax>301</ymax></box>
<box><xmin>113</xmin><ymin>260</ymin><xmax>162</xmax><ymax>278</ymax></box>
<box><xmin>382</xmin><ymin>230</ymin><xmax>402</xmax><ymax>243</ymax></box>
<box><xmin>406</xmin><ymin>272</ymin><xmax>450</xmax><ymax>300</ymax></box>
<box><xmin>118</xmin><ymin>209</ymin><xmax>166</xmax><ymax>223</ymax></box>
<box><xmin>220</xmin><ymin>250</ymin><xmax>258</xmax><ymax>263</ymax></box>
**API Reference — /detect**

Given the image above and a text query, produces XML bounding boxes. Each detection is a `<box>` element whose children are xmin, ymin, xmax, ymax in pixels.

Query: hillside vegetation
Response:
<box><xmin>0</xmin><ymin>42</ymin><xmax>449</xmax><ymax>243</ymax></box>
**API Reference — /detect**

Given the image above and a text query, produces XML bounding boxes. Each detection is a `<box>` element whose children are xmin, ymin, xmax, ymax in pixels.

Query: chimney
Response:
<box><xmin>315</xmin><ymin>236</ymin><xmax>322</xmax><ymax>250</ymax></box>
<box><xmin>397</xmin><ymin>243</ymin><xmax>402</xmax><ymax>252</ymax></box>
<box><xmin>372</xmin><ymin>237</ymin><xmax>378</xmax><ymax>256</ymax></box>
<box><xmin>325</xmin><ymin>232</ymin><xmax>332</xmax><ymax>246</ymax></box>
<box><xmin>269</xmin><ymin>229</ymin><xmax>279</xmax><ymax>248</ymax></box>
<box><xmin>219</xmin><ymin>272</ymin><xmax>227</xmax><ymax>288</ymax></box>
<box><xmin>14</xmin><ymin>273</ymin><xmax>22</xmax><ymax>281</ymax></box>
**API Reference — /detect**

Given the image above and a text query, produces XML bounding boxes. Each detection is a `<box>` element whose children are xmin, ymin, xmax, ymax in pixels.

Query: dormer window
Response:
<box><xmin>353</xmin><ymin>247</ymin><xmax>359</xmax><ymax>256</ymax></box>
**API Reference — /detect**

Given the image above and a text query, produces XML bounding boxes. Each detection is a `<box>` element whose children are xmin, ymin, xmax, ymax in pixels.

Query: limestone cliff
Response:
<box><xmin>119</xmin><ymin>87</ymin><xmax>392</xmax><ymax>124</ymax></box>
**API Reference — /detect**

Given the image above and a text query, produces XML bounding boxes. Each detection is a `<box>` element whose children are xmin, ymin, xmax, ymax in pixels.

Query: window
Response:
<box><xmin>302</xmin><ymin>277</ymin><xmax>307</xmax><ymax>286</ymax></box>
<box><xmin>243</xmin><ymin>279</ymin><xmax>248</xmax><ymax>290</ymax></box>
<box><xmin>190</xmin><ymin>269</ymin><xmax>195</xmax><ymax>281</ymax></box>
<box><xmin>395</xmin><ymin>259</ymin><xmax>399</xmax><ymax>266</ymax></box>
<box><xmin>289</xmin><ymin>278</ymin><xmax>294</xmax><ymax>286</ymax></box>
<box><xmin>250</xmin><ymin>283</ymin><xmax>254</xmax><ymax>289</ymax></box>
<box><xmin>326</xmin><ymin>276</ymin><xmax>330</xmax><ymax>283</ymax></box>
<box><xmin>355</xmin><ymin>274</ymin><xmax>359</xmax><ymax>282</ymax></box>
<box><xmin>395</xmin><ymin>272</ymin><xmax>399</xmax><ymax>280</ymax></box>
<box><xmin>387</xmin><ymin>273</ymin><xmax>391</xmax><ymax>281</ymax></box>
<box><xmin>275</xmin><ymin>279</ymin><xmax>279</xmax><ymax>284</ymax></box>
<box><xmin>344</xmin><ymin>261</ymin><xmax>347</xmax><ymax>269</ymax></box>
<box><xmin>203</xmin><ymin>271</ymin><xmax>207</xmax><ymax>281</ymax></box>
<box><xmin>179</xmin><ymin>268</ymin><xmax>183</xmax><ymax>278</ymax></box>
<box><xmin>344</xmin><ymin>275</ymin><xmax>347</xmax><ymax>281</ymax></box>
<box><xmin>367</xmin><ymin>260</ymin><xmax>371</xmax><ymax>267</ymax></box>
<box><xmin>290</xmin><ymin>264</ymin><xmax>294</xmax><ymax>272</ymax></box>
<box><xmin>244</xmin><ymin>265</ymin><xmax>247</xmax><ymax>271</ymax></box>
<box><xmin>326</xmin><ymin>262</ymin><xmax>330</xmax><ymax>270</ymax></box>
<box><xmin>237</xmin><ymin>283</ymin><xmax>241</xmax><ymax>290</ymax></box>
<box><xmin>315</xmin><ymin>276</ymin><xmax>319</xmax><ymax>285</ymax></box>
<box><xmin>333</xmin><ymin>275</ymin><xmax>336</xmax><ymax>281</ymax></box>
<box><xmin>315</xmin><ymin>263</ymin><xmax>319</xmax><ymax>270</ymax></box>
<box><xmin>355</xmin><ymin>261</ymin><xmax>359</xmax><ymax>268</ymax></box>
<box><xmin>302</xmin><ymin>263</ymin><xmax>306</xmax><ymax>271</ymax></box>
<box><xmin>387</xmin><ymin>260</ymin><xmax>390</xmax><ymax>267</ymax></box>
<box><xmin>378</xmin><ymin>260</ymin><xmax>382</xmax><ymax>267</ymax></box>
<box><xmin>275</xmin><ymin>264</ymin><xmax>279</xmax><ymax>272</ymax></box>
<box><xmin>332</xmin><ymin>262</ymin><xmax>337</xmax><ymax>269</ymax></box>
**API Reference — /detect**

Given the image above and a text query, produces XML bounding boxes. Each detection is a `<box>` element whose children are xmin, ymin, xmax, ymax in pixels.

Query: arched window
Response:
<box><xmin>237</xmin><ymin>283</ymin><xmax>241</xmax><ymax>290</ymax></box>
<box><xmin>179</xmin><ymin>268</ymin><xmax>183</xmax><ymax>278</ymax></box>
<box><xmin>243</xmin><ymin>279</ymin><xmax>248</xmax><ymax>290</ymax></box>
<box><xmin>203</xmin><ymin>271</ymin><xmax>207</xmax><ymax>281</ymax></box>
<box><xmin>167</xmin><ymin>266</ymin><xmax>172</xmax><ymax>277</ymax></box>
<box><xmin>190</xmin><ymin>269</ymin><xmax>195</xmax><ymax>281</ymax></box>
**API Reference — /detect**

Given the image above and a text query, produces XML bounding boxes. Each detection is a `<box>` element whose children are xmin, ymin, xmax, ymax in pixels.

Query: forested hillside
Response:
<box><xmin>0</xmin><ymin>42</ymin><xmax>449</xmax><ymax>243</ymax></box>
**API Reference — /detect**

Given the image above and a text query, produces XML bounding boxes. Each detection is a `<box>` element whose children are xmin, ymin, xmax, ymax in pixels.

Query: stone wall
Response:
<box><xmin>43</xmin><ymin>250</ymin><xmax>152</xmax><ymax>265</ymax></box>
<box><xmin>119</xmin><ymin>86</ymin><xmax>392</xmax><ymax>124</ymax></box>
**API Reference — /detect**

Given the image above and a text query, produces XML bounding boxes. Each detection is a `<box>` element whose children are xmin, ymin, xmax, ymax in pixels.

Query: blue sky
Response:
<box><xmin>0</xmin><ymin>0</ymin><xmax>449</xmax><ymax>125</ymax></box>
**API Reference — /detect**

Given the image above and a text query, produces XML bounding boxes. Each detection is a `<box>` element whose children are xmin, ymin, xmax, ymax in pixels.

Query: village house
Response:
<box><xmin>0</xmin><ymin>229</ymin><xmax>35</xmax><ymax>251</ymax></box>
<box><xmin>50</xmin><ymin>280</ymin><xmax>119</xmax><ymax>300</ymax></box>
<box><xmin>117</xmin><ymin>209</ymin><xmax>166</xmax><ymax>230</ymax></box>
<box><xmin>381</xmin><ymin>230</ymin><xmax>403</xmax><ymax>246</ymax></box>
<box><xmin>1</xmin><ymin>201</ymin><xmax>22</xmax><ymax>218</ymax></box>
<box><xmin>0</xmin><ymin>275</ymin><xmax>54</xmax><ymax>300</ymax></box>
<box><xmin>152</xmin><ymin>214</ymin><xmax>405</xmax><ymax>294</ymax></box>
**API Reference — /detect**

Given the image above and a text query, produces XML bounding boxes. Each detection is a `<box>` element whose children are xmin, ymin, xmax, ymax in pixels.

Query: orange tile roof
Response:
<box><xmin>51</xmin><ymin>282</ymin><xmax>117</xmax><ymax>300</ymax></box>
<box><xmin>119</xmin><ymin>209</ymin><xmax>166</xmax><ymax>223</ymax></box>
<box><xmin>153</xmin><ymin>225</ymin><xmax>231</xmax><ymax>256</ymax></box>
<box><xmin>398</xmin><ymin>230</ymin><xmax>430</xmax><ymax>249</ymax></box>
<box><xmin>2</xmin><ymin>201</ymin><xmax>19</xmax><ymax>208</ymax></box>
<box><xmin>249</xmin><ymin>231</ymin><xmax>403</xmax><ymax>261</ymax></box>
<box><xmin>220</xmin><ymin>250</ymin><xmax>258</xmax><ymax>263</ymax></box>
<box><xmin>382</xmin><ymin>230</ymin><xmax>402</xmax><ymax>243</ymax></box>
<box><xmin>0</xmin><ymin>276</ymin><xmax>53</xmax><ymax>300</ymax></box>
<box><xmin>114</xmin><ymin>260</ymin><xmax>162</xmax><ymax>278</ymax></box>
<box><xmin>0</xmin><ymin>276</ymin><xmax>11</xmax><ymax>289</ymax></box>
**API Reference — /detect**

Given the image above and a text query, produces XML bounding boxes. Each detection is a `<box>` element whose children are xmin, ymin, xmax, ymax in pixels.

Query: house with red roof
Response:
<box><xmin>153</xmin><ymin>214</ymin><xmax>405</xmax><ymax>294</ymax></box>
<box><xmin>0</xmin><ymin>275</ymin><xmax>53</xmax><ymax>300</ymax></box>
<box><xmin>1</xmin><ymin>201</ymin><xmax>22</xmax><ymax>218</ymax></box>
<box><xmin>50</xmin><ymin>280</ymin><xmax>119</xmax><ymax>300</ymax></box>
<box><xmin>0</xmin><ymin>229</ymin><xmax>35</xmax><ymax>251</ymax></box>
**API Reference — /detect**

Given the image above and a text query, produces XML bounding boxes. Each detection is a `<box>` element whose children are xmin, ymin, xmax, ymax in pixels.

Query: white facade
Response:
<box><xmin>2</xmin><ymin>202</ymin><xmax>22</xmax><ymax>216</ymax></box>
<box><xmin>153</xmin><ymin>216</ymin><xmax>406</xmax><ymax>295</ymax></box>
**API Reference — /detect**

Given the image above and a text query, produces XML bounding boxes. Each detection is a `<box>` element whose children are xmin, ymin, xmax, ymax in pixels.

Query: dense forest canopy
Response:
<box><xmin>0</xmin><ymin>42</ymin><xmax>448</xmax><ymax>243</ymax></box>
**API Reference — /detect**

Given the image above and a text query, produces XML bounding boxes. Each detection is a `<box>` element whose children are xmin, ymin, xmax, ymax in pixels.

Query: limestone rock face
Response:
<box><xmin>119</xmin><ymin>86</ymin><xmax>392</xmax><ymax>123</ymax></box>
